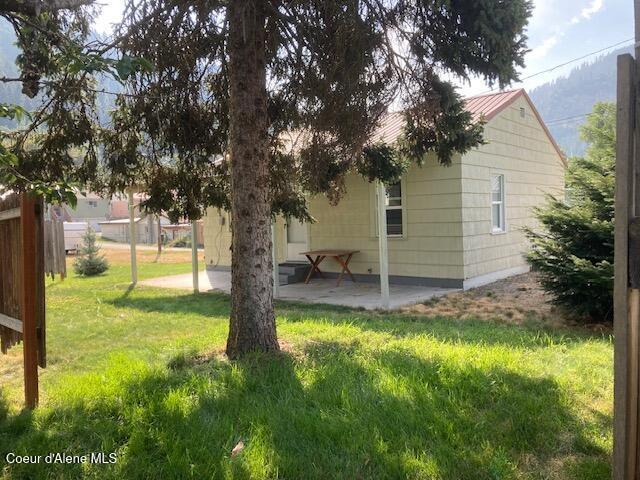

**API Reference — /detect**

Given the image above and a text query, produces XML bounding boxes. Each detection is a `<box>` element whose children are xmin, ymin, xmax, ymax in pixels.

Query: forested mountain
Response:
<box><xmin>0</xmin><ymin>21</ymin><xmax>40</xmax><ymax>127</ymax></box>
<box><xmin>0</xmin><ymin>20</ymin><xmax>119</xmax><ymax>128</ymax></box>
<box><xmin>529</xmin><ymin>46</ymin><xmax>628</xmax><ymax>157</ymax></box>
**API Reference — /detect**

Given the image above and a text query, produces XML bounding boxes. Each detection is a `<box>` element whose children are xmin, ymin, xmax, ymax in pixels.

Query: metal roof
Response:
<box><xmin>98</xmin><ymin>218</ymin><xmax>142</xmax><ymax>225</ymax></box>
<box><xmin>371</xmin><ymin>89</ymin><xmax>564</xmax><ymax>161</ymax></box>
<box><xmin>464</xmin><ymin>89</ymin><xmax>525</xmax><ymax>123</ymax></box>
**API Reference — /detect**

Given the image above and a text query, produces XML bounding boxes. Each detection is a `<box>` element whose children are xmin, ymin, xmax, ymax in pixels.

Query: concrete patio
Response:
<box><xmin>140</xmin><ymin>269</ymin><xmax>457</xmax><ymax>310</ymax></box>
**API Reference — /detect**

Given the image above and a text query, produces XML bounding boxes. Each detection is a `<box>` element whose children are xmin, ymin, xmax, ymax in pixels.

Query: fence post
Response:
<box><xmin>614</xmin><ymin>52</ymin><xmax>637</xmax><ymax>480</ymax></box>
<box><xmin>20</xmin><ymin>193</ymin><xmax>39</xmax><ymax>409</ymax></box>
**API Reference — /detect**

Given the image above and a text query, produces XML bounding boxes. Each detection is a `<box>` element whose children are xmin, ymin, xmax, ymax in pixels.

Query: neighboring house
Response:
<box><xmin>64</xmin><ymin>192</ymin><xmax>111</xmax><ymax>231</ymax></box>
<box><xmin>99</xmin><ymin>215</ymin><xmax>170</xmax><ymax>244</ymax></box>
<box><xmin>54</xmin><ymin>191</ymin><xmax>149</xmax><ymax>235</ymax></box>
<box><xmin>202</xmin><ymin>89</ymin><xmax>566</xmax><ymax>289</ymax></box>
<box><xmin>108</xmin><ymin>193</ymin><xmax>146</xmax><ymax>219</ymax></box>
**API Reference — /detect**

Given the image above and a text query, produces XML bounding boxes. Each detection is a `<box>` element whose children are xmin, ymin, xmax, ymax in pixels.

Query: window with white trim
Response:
<box><xmin>88</xmin><ymin>200</ymin><xmax>98</xmax><ymax>208</ymax></box>
<box><xmin>385</xmin><ymin>181</ymin><xmax>403</xmax><ymax>236</ymax></box>
<box><xmin>491</xmin><ymin>174</ymin><xmax>506</xmax><ymax>233</ymax></box>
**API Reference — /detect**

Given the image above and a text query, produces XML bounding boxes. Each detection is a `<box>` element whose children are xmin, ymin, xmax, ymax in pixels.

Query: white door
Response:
<box><xmin>286</xmin><ymin>218</ymin><xmax>308</xmax><ymax>262</ymax></box>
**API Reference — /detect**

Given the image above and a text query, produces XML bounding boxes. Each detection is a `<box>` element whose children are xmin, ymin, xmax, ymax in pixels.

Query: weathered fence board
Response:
<box><xmin>614</xmin><ymin>52</ymin><xmax>640</xmax><ymax>480</ymax></box>
<box><xmin>0</xmin><ymin>313</ymin><xmax>22</xmax><ymax>333</ymax></box>
<box><xmin>0</xmin><ymin>208</ymin><xmax>20</xmax><ymax>221</ymax></box>
<box><xmin>0</xmin><ymin>193</ymin><xmax>47</xmax><ymax>408</ymax></box>
<box><xmin>21</xmin><ymin>193</ymin><xmax>40</xmax><ymax>406</ymax></box>
<box><xmin>44</xmin><ymin>218</ymin><xmax>66</xmax><ymax>280</ymax></box>
<box><xmin>0</xmin><ymin>194</ymin><xmax>23</xmax><ymax>355</ymax></box>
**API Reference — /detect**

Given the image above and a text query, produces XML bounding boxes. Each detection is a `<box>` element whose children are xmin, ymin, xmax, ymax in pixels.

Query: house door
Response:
<box><xmin>286</xmin><ymin>218</ymin><xmax>308</xmax><ymax>262</ymax></box>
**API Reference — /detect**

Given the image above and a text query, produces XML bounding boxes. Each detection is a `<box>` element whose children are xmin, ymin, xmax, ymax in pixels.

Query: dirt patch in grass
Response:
<box><xmin>169</xmin><ymin>338</ymin><xmax>301</xmax><ymax>369</ymax></box>
<box><xmin>90</xmin><ymin>246</ymin><xmax>204</xmax><ymax>265</ymax></box>
<box><xmin>403</xmin><ymin>272</ymin><xmax>571</xmax><ymax>327</ymax></box>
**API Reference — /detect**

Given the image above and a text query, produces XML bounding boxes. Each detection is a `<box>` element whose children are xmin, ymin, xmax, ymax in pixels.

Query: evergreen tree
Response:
<box><xmin>2</xmin><ymin>0</ymin><xmax>533</xmax><ymax>357</ymax></box>
<box><xmin>525</xmin><ymin>102</ymin><xmax>615</xmax><ymax>322</ymax></box>
<box><xmin>73</xmin><ymin>227</ymin><xmax>109</xmax><ymax>276</ymax></box>
<box><xmin>106</xmin><ymin>0</ymin><xmax>532</xmax><ymax>358</ymax></box>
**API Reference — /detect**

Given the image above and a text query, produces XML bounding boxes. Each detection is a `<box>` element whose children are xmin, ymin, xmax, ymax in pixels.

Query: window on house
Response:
<box><xmin>88</xmin><ymin>200</ymin><xmax>98</xmax><ymax>208</ymax></box>
<box><xmin>491</xmin><ymin>174</ymin><xmax>506</xmax><ymax>233</ymax></box>
<box><xmin>385</xmin><ymin>181</ymin><xmax>403</xmax><ymax>236</ymax></box>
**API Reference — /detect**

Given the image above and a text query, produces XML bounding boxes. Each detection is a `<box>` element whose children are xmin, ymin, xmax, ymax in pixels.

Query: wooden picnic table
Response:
<box><xmin>301</xmin><ymin>249</ymin><xmax>359</xmax><ymax>286</ymax></box>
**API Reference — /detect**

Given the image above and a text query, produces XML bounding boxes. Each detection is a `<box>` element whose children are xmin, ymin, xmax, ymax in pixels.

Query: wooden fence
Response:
<box><xmin>0</xmin><ymin>193</ymin><xmax>46</xmax><ymax>408</ymax></box>
<box><xmin>44</xmin><ymin>217</ymin><xmax>66</xmax><ymax>279</ymax></box>
<box><xmin>614</xmin><ymin>51</ymin><xmax>640</xmax><ymax>480</ymax></box>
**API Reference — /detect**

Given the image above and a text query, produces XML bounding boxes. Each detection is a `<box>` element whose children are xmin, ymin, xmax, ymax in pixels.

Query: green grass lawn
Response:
<box><xmin>0</xmin><ymin>257</ymin><xmax>613</xmax><ymax>479</ymax></box>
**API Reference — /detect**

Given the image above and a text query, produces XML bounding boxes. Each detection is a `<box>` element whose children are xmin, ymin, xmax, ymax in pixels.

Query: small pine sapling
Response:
<box><xmin>73</xmin><ymin>227</ymin><xmax>109</xmax><ymax>276</ymax></box>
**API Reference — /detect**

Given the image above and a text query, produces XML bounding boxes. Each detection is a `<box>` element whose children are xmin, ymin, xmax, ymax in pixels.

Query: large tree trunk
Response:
<box><xmin>226</xmin><ymin>0</ymin><xmax>279</xmax><ymax>359</ymax></box>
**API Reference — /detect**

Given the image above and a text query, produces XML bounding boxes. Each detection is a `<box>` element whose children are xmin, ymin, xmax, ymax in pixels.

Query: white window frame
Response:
<box><xmin>491</xmin><ymin>174</ymin><xmax>506</xmax><ymax>234</ymax></box>
<box><xmin>384</xmin><ymin>182</ymin><xmax>403</xmax><ymax>237</ymax></box>
<box><xmin>88</xmin><ymin>200</ymin><xmax>98</xmax><ymax>208</ymax></box>
<box><xmin>370</xmin><ymin>179</ymin><xmax>407</xmax><ymax>239</ymax></box>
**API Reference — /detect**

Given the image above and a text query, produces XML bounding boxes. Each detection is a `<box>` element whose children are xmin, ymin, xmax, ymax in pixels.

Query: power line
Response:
<box><xmin>519</xmin><ymin>38</ymin><xmax>635</xmax><ymax>83</ymax></box>
<box><xmin>479</xmin><ymin>37</ymin><xmax>637</xmax><ymax>95</ymax></box>
<box><xmin>545</xmin><ymin>113</ymin><xmax>591</xmax><ymax>125</ymax></box>
<box><xmin>5</xmin><ymin>36</ymin><xmax>636</xmax><ymax>108</ymax></box>
<box><xmin>91</xmin><ymin>37</ymin><xmax>637</xmax><ymax>101</ymax></box>
<box><xmin>93</xmin><ymin>37</ymin><xmax>637</xmax><ymax>100</ymax></box>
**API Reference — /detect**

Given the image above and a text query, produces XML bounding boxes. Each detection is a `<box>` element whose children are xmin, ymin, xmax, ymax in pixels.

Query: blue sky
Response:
<box><xmin>455</xmin><ymin>0</ymin><xmax>634</xmax><ymax>94</ymax></box>
<box><xmin>95</xmin><ymin>0</ymin><xmax>634</xmax><ymax>96</ymax></box>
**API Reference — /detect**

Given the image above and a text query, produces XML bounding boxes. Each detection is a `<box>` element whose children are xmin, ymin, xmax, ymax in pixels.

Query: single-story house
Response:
<box><xmin>99</xmin><ymin>214</ymin><xmax>170</xmax><ymax>244</ymax></box>
<box><xmin>202</xmin><ymin>89</ymin><xmax>566</xmax><ymax>290</ymax></box>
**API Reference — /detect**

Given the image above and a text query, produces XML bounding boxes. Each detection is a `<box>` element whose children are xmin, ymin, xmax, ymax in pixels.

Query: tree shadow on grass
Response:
<box><xmin>0</xmin><ymin>387</ymin><xmax>9</xmax><ymax>423</ymax></box>
<box><xmin>0</xmin><ymin>343</ymin><xmax>610</xmax><ymax>480</ymax></box>
<box><xmin>109</xmin><ymin>290</ymin><xmax>231</xmax><ymax>318</ymax></box>
<box><xmin>106</xmin><ymin>290</ymin><xmax>608</xmax><ymax>350</ymax></box>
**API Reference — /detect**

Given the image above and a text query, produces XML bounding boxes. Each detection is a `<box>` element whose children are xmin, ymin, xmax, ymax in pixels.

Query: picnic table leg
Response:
<box><xmin>304</xmin><ymin>255</ymin><xmax>325</xmax><ymax>284</ymax></box>
<box><xmin>336</xmin><ymin>253</ymin><xmax>355</xmax><ymax>286</ymax></box>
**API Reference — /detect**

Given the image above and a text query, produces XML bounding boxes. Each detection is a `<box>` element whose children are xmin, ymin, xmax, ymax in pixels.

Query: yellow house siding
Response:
<box><xmin>203</xmin><ymin>208</ymin><xmax>287</xmax><ymax>269</ymax></box>
<box><xmin>203</xmin><ymin>207</ymin><xmax>233</xmax><ymax>268</ymax></box>
<box><xmin>461</xmin><ymin>95</ymin><xmax>565</xmax><ymax>280</ymax></box>
<box><xmin>306</xmin><ymin>156</ymin><xmax>465</xmax><ymax>279</ymax></box>
<box><xmin>202</xmin><ymin>93</ymin><xmax>564</xmax><ymax>286</ymax></box>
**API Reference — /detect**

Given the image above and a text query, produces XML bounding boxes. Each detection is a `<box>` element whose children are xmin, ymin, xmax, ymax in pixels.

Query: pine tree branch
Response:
<box><xmin>0</xmin><ymin>0</ymin><xmax>94</xmax><ymax>16</ymax></box>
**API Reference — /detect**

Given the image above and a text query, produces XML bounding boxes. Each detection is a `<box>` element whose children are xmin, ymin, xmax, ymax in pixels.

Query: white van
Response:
<box><xmin>63</xmin><ymin>222</ymin><xmax>88</xmax><ymax>253</ymax></box>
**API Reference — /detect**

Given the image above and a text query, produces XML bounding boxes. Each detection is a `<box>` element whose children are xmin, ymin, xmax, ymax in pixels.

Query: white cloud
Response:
<box><xmin>528</xmin><ymin>0</ymin><xmax>605</xmax><ymax>62</ymax></box>
<box><xmin>529</xmin><ymin>34</ymin><xmax>560</xmax><ymax>60</ymax></box>
<box><xmin>570</xmin><ymin>0</ymin><xmax>604</xmax><ymax>24</ymax></box>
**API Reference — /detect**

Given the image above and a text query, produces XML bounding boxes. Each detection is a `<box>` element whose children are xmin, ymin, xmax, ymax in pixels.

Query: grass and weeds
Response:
<box><xmin>0</xmin><ymin>248</ymin><xmax>613</xmax><ymax>479</ymax></box>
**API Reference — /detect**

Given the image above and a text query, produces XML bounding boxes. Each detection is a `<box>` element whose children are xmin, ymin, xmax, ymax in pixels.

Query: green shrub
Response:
<box><xmin>525</xmin><ymin>103</ymin><xmax>614</xmax><ymax>322</ymax></box>
<box><xmin>73</xmin><ymin>227</ymin><xmax>109</xmax><ymax>276</ymax></box>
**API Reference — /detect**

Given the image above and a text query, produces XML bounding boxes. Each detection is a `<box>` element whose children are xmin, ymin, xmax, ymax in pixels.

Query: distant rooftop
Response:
<box><xmin>98</xmin><ymin>218</ymin><xmax>142</xmax><ymax>225</ymax></box>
